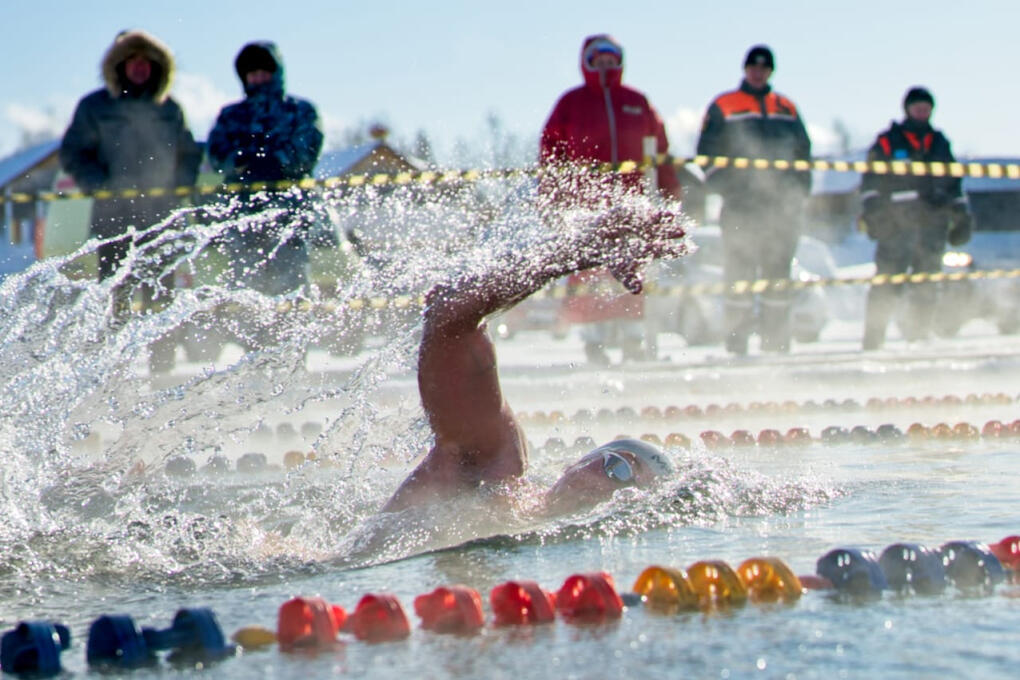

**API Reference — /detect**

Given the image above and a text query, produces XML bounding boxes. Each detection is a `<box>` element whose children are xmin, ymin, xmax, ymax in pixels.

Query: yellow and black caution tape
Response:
<box><xmin>267</xmin><ymin>266</ymin><xmax>1020</xmax><ymax>317</ymax></box>
<box><xmin>4</xmin><ymin>154</ymin><xmax>1018</xmax><ymax>206</ymax></box>
<box><xmin>530</xmin><ymin>266</ymin><xmax>1020</xmax><ymax>301</ymax></box>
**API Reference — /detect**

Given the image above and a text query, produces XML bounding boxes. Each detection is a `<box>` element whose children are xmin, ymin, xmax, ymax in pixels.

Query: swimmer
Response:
<box><xmin>383</xmin><ymin>204</ymin><xmax>686</xmax><ymax>514</ymax></box>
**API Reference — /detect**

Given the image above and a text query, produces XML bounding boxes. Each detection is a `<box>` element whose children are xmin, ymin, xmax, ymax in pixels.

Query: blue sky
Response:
<box><xmin>3</xmin><ymin>1</ymin><xmax>1017</xmax><ymax>164</ymax></box>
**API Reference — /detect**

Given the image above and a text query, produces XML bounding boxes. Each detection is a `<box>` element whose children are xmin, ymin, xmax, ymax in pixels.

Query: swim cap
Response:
<box><xmin>590</xmin><ymin>439</ymin><xmax>672</xmax><ymax>476</ymax></box>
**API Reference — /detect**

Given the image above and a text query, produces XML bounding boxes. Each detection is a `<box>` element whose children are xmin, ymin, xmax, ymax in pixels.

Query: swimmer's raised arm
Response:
<box><xmin>383</xmin><ymin>204</ymin><xmax>685</xmax><ymax>512</ymax></box>
<box><xmin>423</xmin><ymin>205</ymin><xmax>687</xmax><ymax>336</ymax></box>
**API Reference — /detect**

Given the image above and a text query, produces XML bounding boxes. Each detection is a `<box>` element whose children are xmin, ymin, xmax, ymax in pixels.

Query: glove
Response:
<box><xmin>948</xmin><ymin>208</ymin><xmax>973</xmax><ymax>246</ymax></box>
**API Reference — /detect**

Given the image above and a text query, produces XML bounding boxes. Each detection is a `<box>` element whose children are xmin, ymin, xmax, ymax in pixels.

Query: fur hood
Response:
<box><xmin>101</xmin><ymin>29</ymin><xmax>175</xmax><ymax>103</ymax></box>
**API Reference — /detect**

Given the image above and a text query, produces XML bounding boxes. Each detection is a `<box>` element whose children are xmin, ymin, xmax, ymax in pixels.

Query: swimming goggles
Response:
<box><xmin>601</xmin><ymin>451</ymin><xmax>634</xmax><ymax>484</ymax></box>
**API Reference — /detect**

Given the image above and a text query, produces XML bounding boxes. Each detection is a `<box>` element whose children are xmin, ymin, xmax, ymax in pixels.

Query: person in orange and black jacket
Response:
<box><xmin>540</xmin><ymin>34</ymin><xmax>681</xmax><ymax>366</ymax></box>
<box><xmin>858</xmin><ymin>87</ymin><xmax>972</xmax><ymax>350</ymax></box>
<box><xmin>696</xmin><ymin>45</ymin><xmax>811</xmax><ymax>356</ymax></box>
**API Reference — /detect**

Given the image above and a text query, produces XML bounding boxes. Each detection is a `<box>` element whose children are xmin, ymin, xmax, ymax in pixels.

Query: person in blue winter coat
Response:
<box><xmin>207</xmin><ymin>41</ymin><xmax>324</xmax><ymax>296</ymax></box>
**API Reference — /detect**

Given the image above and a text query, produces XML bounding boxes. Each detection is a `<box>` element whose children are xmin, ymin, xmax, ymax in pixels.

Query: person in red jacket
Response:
<box><xmin>539</xmin><ymin>34</ymin><xmax>681</xmax><ymax>366</ymax></box>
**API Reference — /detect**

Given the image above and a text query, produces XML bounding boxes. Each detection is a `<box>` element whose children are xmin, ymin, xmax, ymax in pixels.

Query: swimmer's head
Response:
<box><xmin>544</xmin><ymin>438</ymin><xmax>671</xmax><ymax>515</ymax></box>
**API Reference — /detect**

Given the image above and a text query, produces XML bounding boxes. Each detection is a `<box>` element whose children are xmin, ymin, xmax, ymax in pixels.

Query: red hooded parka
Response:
<box><xmin>540</xmin><ymin>34</ymin><xmax>680</xmax><ymax>204</ymax></box>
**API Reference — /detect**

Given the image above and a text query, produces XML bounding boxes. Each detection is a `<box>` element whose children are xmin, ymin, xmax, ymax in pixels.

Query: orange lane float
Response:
<box><xmin>489</xmin><ymin>580</ymin><xmax>556</xmax><ymax>625</ymax></box>
<box><xmin>736</xmin><ymin>558</ymin><xmax>803</xmax><ymax>603</ymax></box>
<box><xmin>686</xmin><ymin>560</ymin><xmax>748</xmax><ymax>608</ymax></box>
<box><xmin>554</xmin><ymin>572</ymin><xmax>624</xmax><ymax>621</ymax></box>
<box><xmin>757</xmin><ymin>429</ymin><xmax>782</xmax><ymax>446</ymax></box>
<box><xmin>953</xmin><ymin>422</ymin><xmax>980</xmax><ymax>440</ymax></box>
<box><xmin>664</xmin><ymin>432</ymin><xmax>691</xmax><ymax>448</ymax></box>
<box><xmin>641</xmin><ymin>406</ymin><xmax>663</xmax><ymax>420</ymax></box>
<box><xmin>664</xmin><ymin>405</ymin><xmax>683</xmax><ymax>420</ymax></box>
<box><xmin>907</xmin><ymin>423</ymin><xmax>929</xmax><ymax>440</ymax></box>
<box><xmin>631</xmin><ymin>566</ymin><xmax>698</xmax><ymax>612</ymax></box>
<box><xmin>413</xmin><ymin>586</ymin><xmax>485</xmax><ymax>634</ymax></box>
<box><xmin>640</xmin><ymin>433</ymin><xmax>663</xmax><ymax>446</ymax></box>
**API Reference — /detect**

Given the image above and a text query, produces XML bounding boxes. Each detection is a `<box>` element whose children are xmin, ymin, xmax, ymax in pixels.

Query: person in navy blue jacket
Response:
<box><xmin>208</xmin><ymin>41</ymin><xmax>324</xmax><ymax>296</ymax></box>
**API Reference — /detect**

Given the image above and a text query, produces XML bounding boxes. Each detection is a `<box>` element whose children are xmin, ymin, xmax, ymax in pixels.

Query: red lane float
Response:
<box><xmin>699</xmin><ymin>430</ymin><xmax>729</xmax><ymax>449</ymax></box>
<box><xmin>730</xmin><ymin>430</ymin><xmax>756</xmax><ymax>446</ymax></box>
<box><xmin>490</xmin><ymin>580</ymin><xmax>556</xmax><ymax>625</ymax></box>
<box><xmin>784</xmin><ymin>427</ymin><xmax>812</xmax><ymax>445</ymax></box>
<box><xmin>345</xmin><ymin>594</ymin><xmax>410</xmax><ymax>642</ymax></box>
<box><xmin>277</xmin><ymin>597</ymin><xmax>346</xmax><ymax>649</ymax></box>
<box><xmin>414</xmin><ymin>586</ymin><xmax>484</xmax><ymax>634</ymax></box>
<box><xmin>555</xmin><ymin>572</ymin><xmax>623</xmax><ymax>620</ymax></box>
<box><xmin>989</xmin><ymin>535</ymin><xmax>1020</xmax><ymax>575</ymax></box>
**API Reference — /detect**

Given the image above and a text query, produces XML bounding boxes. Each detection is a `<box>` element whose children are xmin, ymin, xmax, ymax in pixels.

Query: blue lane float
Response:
<box><xmin>85</xmin><ymin>608</ymin><xmax>235</xmax><ymax>669</ymax></box>
<box><xmin>87</xmin><ymin>614</ymin><xmax>153</xmax><ymax>668</ymax></box>
<box><xmin>816</xmin><ymin>547</ymin><xmax>888</xmax><ymax>597</ymax></box>
<box><xmin>142</xmin><ymin>608</ymin><xmax>236</xmax><ymax>663</ymax></box>
<box><xmin>878</xmin><ymin>543</ymin><xmax>947</xmax><ymax>595</ymax></box>
<box><xmin>939</xmin><ymin>541</ymin><xmax>1006</xmax><ymax>591</ymax></box>
<box><xmin>0</xmin><ymin>621</ymin><xmax>70</xmax><ymax>676</ymax></box>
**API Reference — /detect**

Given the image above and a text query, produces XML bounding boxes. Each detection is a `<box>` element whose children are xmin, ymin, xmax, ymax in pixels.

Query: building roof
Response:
<box><xmin>314</xmin><ymin>140</ymin><xmax>426</xmax><ymax>179</ymax></box>
<box><xmin>0</xmin><ymin>139</ymin><xmax>60</xmax><ymax>190</ymax></box>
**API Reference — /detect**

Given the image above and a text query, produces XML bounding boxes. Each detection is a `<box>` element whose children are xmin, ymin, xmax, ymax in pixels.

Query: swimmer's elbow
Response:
<box><xmin>423</xmin><ymin>282</ymin><xmax>485</xmax><ymax>334</ymax></box>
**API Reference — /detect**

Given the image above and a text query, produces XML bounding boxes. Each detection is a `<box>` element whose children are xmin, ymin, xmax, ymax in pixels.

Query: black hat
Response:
<box><xmin>744</xmin><ymin>45</ymin><xmax>774</xmax><ymax>70</ymax></box>
<box><xmin>903</xmin><ymin>87</ymin><xmax>935</xmax><ymax>111</ymax></box>
<box><xmin>235</xmin><ymin>43</ymin><xmax>278</xmax><ymax>79</ymax></box>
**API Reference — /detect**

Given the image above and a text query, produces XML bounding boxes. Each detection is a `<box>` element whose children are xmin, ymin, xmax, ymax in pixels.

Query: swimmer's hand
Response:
<box><xmin>592</xmin><ymin>206</ymin><xmax>687</xmax><ymax>294</ymax></box>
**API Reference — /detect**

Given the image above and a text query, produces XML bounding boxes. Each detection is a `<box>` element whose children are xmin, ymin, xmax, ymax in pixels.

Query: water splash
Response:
<box><xmin>0</xmin><ymin>169</ymin><xmax>834</xmax><ymax>587</ymax></box>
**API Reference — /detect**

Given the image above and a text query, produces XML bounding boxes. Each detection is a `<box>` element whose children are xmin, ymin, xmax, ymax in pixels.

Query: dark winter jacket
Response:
<box><xmin>206</xmin><ymin>42</ymin><xmax>323</xmax><ymax>185</ymax></box>
<box><xmin>539</xmin><ymin>34</ymin><xmax>680</xmax><ymax>205</ymax></box>
<box><xmin>860</xmin><ymin>118</ymin><xmax>963</xmax><ymax>211</ymax></box>
<box><xmin>696</xmin><ymin>80</ymin><xmax>811</xmax><ymax>207</ymax></box>
<box><xmin>59</xmin><ymin>30</ymin><xmax>202</xmax><ymax>238</ymax></box>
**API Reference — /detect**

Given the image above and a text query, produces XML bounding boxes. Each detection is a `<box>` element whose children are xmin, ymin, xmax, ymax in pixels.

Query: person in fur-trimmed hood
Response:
<box><xmin>60</xmin><ymin>29</ymin><xmax>201</xmax><ymax>273</ymax></box>
<box><xmin>60</xmin><ymin>29</ymin><xmax>201</xmax><ymax>372</ymax></box>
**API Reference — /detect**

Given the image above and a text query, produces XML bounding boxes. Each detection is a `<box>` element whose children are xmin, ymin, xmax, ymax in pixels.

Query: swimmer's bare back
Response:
<box><xmin>382</xmin><ymin>204</ymin><xmax>686</xmax><ymax>512</ymax></box>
